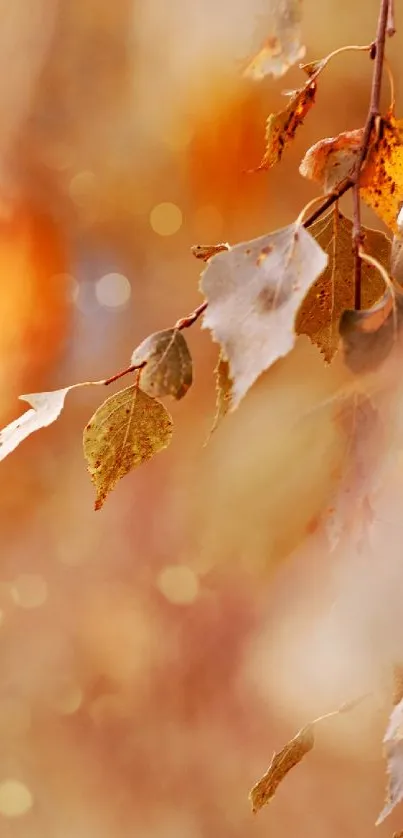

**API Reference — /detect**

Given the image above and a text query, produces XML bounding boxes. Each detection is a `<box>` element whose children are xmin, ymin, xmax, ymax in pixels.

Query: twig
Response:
<box><xmin>174</xmin><ymin>301</ymin><xmax>208</xmax><ymax>330</ymax></box>
<box><xmin>102</xmin><ymin>362</ymin><xmax>146</xmax><ymax>386</ymax></box>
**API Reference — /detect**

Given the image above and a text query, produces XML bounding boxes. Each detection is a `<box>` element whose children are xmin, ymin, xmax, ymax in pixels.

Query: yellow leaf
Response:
<box><xmin>83</xmin><ymin>385</ymin><xmax>173</xmax><ymax>510</ymax></box>
<box><xmin>207</xmin><ymin>355</ymin><xmax>233</xmax><ymax>439</ymax></box>
<box><xmin>361</xmin><ymin>112</ymin><xmax>403</xmax><ymax>233</ymax></box>
<box><xmin>130</xmin><ymin>328</ymin><xmax>193</xmax><ymax>400</ymax></box>
<box><xmin>249</xmin><ymin>725</ymin><xmax>314</xmax><ymax>813</ymax></box>
<box><xmin>255</xmin><ymin>81</ymin><xmax>316</xmax><ymax>171</ymax></box>
<box><xmin>295</xmin><ymin>208</ymin><xmax>389</xmax><ymax>362</ymax></box>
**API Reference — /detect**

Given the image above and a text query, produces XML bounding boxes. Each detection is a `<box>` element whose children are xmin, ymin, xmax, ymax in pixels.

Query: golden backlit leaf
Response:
<box><xmin>254</xmin><ymin>81</ymin><xmax>316</xmax><ymax>171</ymax></box>
<box><xmin>299</xmin><ymin>128</ymin><xmax>363</xmax><ymax>192</ymax></box>
<box><xmin>295</xmin><ymin>209</ymin><xmax>389</xmax><ymax>362</ymax></box>
<box><xmin>130</xmin><ymin>329</ymin><xmax>193</xmax><ymax>400</ymax></box>
<box><xmin>83</xmin><ymin>385</ymin><xmax>173</xmax><ymax>510</ymax></box>
<box><xmin>244</xmin><ymin>0</ymin><xmax>305</xmax><ymax>79</ymax></box>
<box><xmin>377</xmin><ymin>697</ymin><xmax>403</xmax><ymax>824</ymax></box>
<box><xmin>200</xmin><ymin>222</ymin><xmax>328</xmax><ymax>409</ymax></box>
<box><xmin>207</xmin><ymin>355</ymin><xmax>233</xmax><ymax>439</ymax></box>
<box><xmin>361</xmin><ymin>113</ymin><xmax>403</xmax><ymax>233</ymax></box>
<box><xmin>249</xmin><ymin>724</ymin><xmax>314</xmax><ymax>813</ymax></box>
<box><xmin>0</xmin><ymin>387</ymin><xmax>74</xmax><ymax>461</ymax></box>
<box><xmin>191</xmin><ymin>243</ymin><xmax>230</xmax><ymax>262</ymax></box>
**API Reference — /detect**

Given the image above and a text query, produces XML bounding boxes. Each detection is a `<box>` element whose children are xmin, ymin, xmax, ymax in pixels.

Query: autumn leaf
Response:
<box><xmin>299</xmin><ymin>128</ymin><xmax>363</xmax><ymax>192</ymax></box>
<box><xmin>339</xmin><ymin>290</ymin><xmax>403</xmax><ymax>374</ymax></box>
<box><xmin>190</xmin><ymin>243</ymin><xmax>230</xmax><ymax>262</ymax></box>
<box><xmin>200</xmin><ymin>222</ymin><xmax>328</xmax><ymax>409</ymax></box>
<box><xmin>393</xmin><ymin>665</ymin><xmax>403</xmax><ymax>707</ymax></box>
<box><xmin>130</xmin><ymin>329</ymin><xmax>193</xmax><ymax>400</ymax></box>
<box><xmin>254</xmin><ymin>81</ymin><xmax>316</xmax><ymax>171</ymax></box>
<box><xmin>295</xmin><ymin>208</ymin><xmax>390</xmax><ymax>362</ymax></box>
<box><xmin>244</xmin><ymin>0</ymin><xmax>305</xmax><ymax>79</ymax></box>
<box><xmin>377</xmin><ymin>697</ymin><xmax>403</xmax><ymax>824</ymax></box>
<box><xmin>250</xmin><ymin>724</ymin><xmax>314</xmax><ymax>813</ymax></box>
<box><xmin>83</xmin><ymin>385</ymin><xmax>173</xmax><ymax>510</ymax></box>
<box><xmin>361</xmin><ymin>112</ymin><xmax>403</xmax><ymax>233</ymax></box>
<box><xmin>207</xmin><ymin>355</ymin><xmax>233</xmax><ymax>440</ymax></box>
<box><xmin>0</xmin><ymin>387</ymin><xmax>75</xmax><ymax>461</ymax></box>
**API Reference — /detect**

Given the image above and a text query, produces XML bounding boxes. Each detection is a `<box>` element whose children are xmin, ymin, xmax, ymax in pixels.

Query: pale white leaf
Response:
<box><xmin>0</xmin><ymin>387</ymin><xmax>73</xmax><ymax>461</ymax></box>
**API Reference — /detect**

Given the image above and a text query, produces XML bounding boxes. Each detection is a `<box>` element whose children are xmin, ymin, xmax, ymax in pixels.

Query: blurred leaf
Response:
<box><xmin>207</xmin><ymin>355</ymin><xmax>233</xmax><ymax>440</ymax></box>
<box><xmin>339</xmin><ymin>291</ymin><xmax>402</xmax><ymax>374</ymax></box>
<box><xmin>296</xmin><ymin>208</ymin><xmax>389</xmax><ymax>362</ymax></box>
<box><xmin>393</xmin><ymin>665</ymin><xmax>403</xmax><ymax>707</ymax></box>
<box><xmin>250</xmin><ymin>724</ymin><xmax>314</xmax><ymax>813</ymax></box>
<box><xmin>299</xmin><ymin>128</ymin><xmax>363</xmax><ymax>192</ymax></box>
<box><xmin>200</xmin><ymin>222</ymin><xmax>328</xmax><ymax>409</ymax></box>
<box><xmin>253</xmin><ymin>81</ymin><xmax>316</xmax><ymax>171</ymax></box>
<box><xmin>83</xmin><ymin>385</ymin><xmax>173</xmax><ymax>510</ymax></box>
<box><xmin>244</xmin><ymin>0</ymin><xmax>305</xmax><ymax>79</ymax></box>
<box><xmin>361</xmin><ymin>112</ymin><xmax>403</xmax><ymax>233</ymax></box>
<box><xmin>0</xmin><ymin>388</ymin><xmax>73</xmax><ymax>461</ymax></box>
<box><xmin>191</xmin><ymin>243</ymin><xmax>230</xmax><ymax>262</ymax></box>
<box><xmin>131</xmin><ymin>329</ymin><xmax>193</xmax><ymax>401</ymax></box>
<box><xmin>377</xmin><ymin>698</ymin><xmax>403</xmax><ymax>824</ymax></box>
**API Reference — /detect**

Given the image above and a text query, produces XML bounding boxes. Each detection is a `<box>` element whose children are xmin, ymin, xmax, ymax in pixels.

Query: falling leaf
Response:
<box><xmin>361</xmin><ymin>113</ymin><xmax>403</xmax><ymax>233</ymax></box>
<box><xmin>254</xmin><ymin>81</ymin><xmax>316</xmax><ymax>171</ymax></box>
<box><xmin>244</xmin><ymin>0</ymin><xmax>305</xmax><ymax>79</ymax></box>
<box><xmin>250</xmin><ymin>725</ymin><xmax>314</xmax><ymax>813</ymax></box>
<box><xmin>325</xmin><ymin>394</ymin><xmax>384</xmax><ymax>551</ymax></box>
<box><xmin>200</xmin><ymin>222</ymin><xmax>328</xmax><ymax>409</ymax></box>
<box><xmin>83</xmin><ymin>385</ymin><xmax>173</xmax><ymax>510</ymax></box>
<box><xmin>207</xmin><ymin>354</ymin><xmax>233</xmax><ymax>439</ymax></box>
<box><xmin>295</xmin><ymin>208</ymin><xmax>390</xmax><ymax>361</ymax></box>
<box><xmin>191</xmin><ymin>243</ymin><xmax>230</xmax><ymax>262</ymax></box>
<box><xmin>0</xmin><ymin>387</ymin><xmax>75</xmax><ymax>461</ymax></box>
<box><xmin>299</xmin><ymin>128</ymin><xmax>363</xmax><ymax>192</ymax></box>
<box><xmin>130</xmin><ymin>329</ymin><xmax>193</xmax><ymax>400</ymax></box>
<box><xmin>377</xmin><ymin>697</ymin><xmax>403</xmax><ymax>824</ymax></box>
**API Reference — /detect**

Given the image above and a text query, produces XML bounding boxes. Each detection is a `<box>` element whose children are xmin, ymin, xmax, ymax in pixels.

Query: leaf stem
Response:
<box><xmin>102</xmin><ymin>362</ymin><xmax>146</xmax><ymax>386</ymax></box>
<box><xmin>174</xmin><ymin>301</ymin><xmax>208</xmax><ymax>330</ymax></box>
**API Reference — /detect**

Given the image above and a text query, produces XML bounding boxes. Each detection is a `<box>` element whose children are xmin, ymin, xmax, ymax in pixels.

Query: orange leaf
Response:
<box><xmin>360</xmin><ymin>112</ymin><xmax>403</xmax><ymax>233</ymax></box>
<box><xmin>255</xmin><ymin>81</ymin><xmax>316</xmax><ymax>171</ymax></box>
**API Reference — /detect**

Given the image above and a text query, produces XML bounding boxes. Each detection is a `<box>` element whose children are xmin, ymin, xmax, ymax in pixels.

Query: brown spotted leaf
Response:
<box><xmin>83</xmin><ymin>385</ymin><xmax>173</xmax><ymax>510</ymax></box>
<box><xmin>200</xmin><ymin>222</ymin><xmax>328</xmax><ymax>409</ymax></box>
<box><xmin>299</xmin><ymin>128</ymin><xmax>363</xmax><ymax>192</ymax></box>
<box><xmin>244</xmin><ymin>0</ymin><xmax>305</xmax><ymax>79</ymax></box>
<box><xmin>295</xmin><ymin>208</ymin><xmax>390</xmax><ymax>362</ymax></box>
<box><xmin>131</xmin><ymin>329</ymin><xmax>193</xmax><ymax>400</ymax></box>
<box><xmin>250</xmin><ymin>724</ymin><xmax>314</xmax><ymax>813</ymax></box>
<box><xmin>254</xmin><ymin>81</ymin><xmax>316</xmax><ymax>171</ymax></box>
<box><xmin>377</xmin><ymin>698</ymin><xmax>403</xmax><ymax>825</ymax></box>
<box><xmin>361</xmin><ymin>112</ymin><xmax>403</xmax><ymax>233</ymax></box>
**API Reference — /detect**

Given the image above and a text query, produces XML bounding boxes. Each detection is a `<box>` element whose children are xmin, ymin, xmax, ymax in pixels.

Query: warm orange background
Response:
<box><xmin>1</xmin><ymin>1</ymin><xmax>403</xmax><ymax>836</ymax></box>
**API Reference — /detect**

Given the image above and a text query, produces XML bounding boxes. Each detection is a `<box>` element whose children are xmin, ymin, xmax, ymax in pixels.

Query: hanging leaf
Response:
<box><xmin>200</xmin><ymin>222</ymin><xmax>328</xmax><ymax>409</ymax></box>
<box><xmin>83</xmin><ymin>385</ymin><xmax>173</xmax><ymax>510</ymax></box>
<box><xmin>361</xmin><ymin>112</ymin><xmax>403</xmax><ymax>233</ymax></box>
<box><xmin>299</xmin><ymin>128</ymin><xmax>363</xmax><ymax>192</ymax></box>
<box><xmin>377</xmin><ymin>697</ymin><xmax>403</xmax><ymax>825</ymax></box>
<box><xmin>250</xmin><ymin>724</ymin><xmax>314</xmax><ymax>813</ymax></box>
<box><xmin>0</xmin><ymin>387</ymin><xmax>76</xmax><ymax>461</ymax></box>
<box><xmin>130</xmin><ymin>329</ymin><xmax>193</xmax><ymax>400</ymax></box>
<box><xmin>254</xmin><ymin>81</ymin><xmax>316</xmax><ymax>171</ymax></box>
<box><xmin>244</xmin><ymin>0</ymin><xmax>305</xmax><ymax>80</ymax></box>
<box><xmin>191</xmin><ymin>243</ymin><xmax>230</xmax><ymax>262</ymax></box>
<box><xmin>295</xmin><ymin>209</ymin><xmax>390</xmax><ymax>362</ymax></box>
<box><xmin>207</xmin><ymin>354</ymin><xmax>234</xmax><ymax>440</ymax></box>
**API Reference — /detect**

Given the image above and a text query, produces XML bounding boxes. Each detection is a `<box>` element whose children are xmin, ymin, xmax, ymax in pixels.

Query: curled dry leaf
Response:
<box><xmin>200</xmin><ymin>222</ymin><xmax>328</xmax><ymax>409</ymax></box>
<box><xmin>244</xmin><ymin>0</ymin><xmax>305</xmax><ymax>79</ymax></box>
<box><xmin>130</xmin><ymin>329</ymin><xmax>193</xmax><ymax>401</ymax></box>
<box><xmin>295</xmin><ymin>208</ymin><xmax>389</xmax><ymax>362</ymax></box>
<box><xmin>191</xmin><ymin>243</ymin><xmax>230</xmax><ymax>262</ymax></box>
<box><xmin>207</xmin><ymin>355</ymin><xmax>233</xmax><ymax>440</ymax></box>
<box><xmin>0</xmin><ymin>387</ymin><xmax>75</xmax><ymax>461</ymax></box>
<box><xmin>250</xmin><ymin>725</ymin><xmax>314</xmax><ymax>813</ymax></box>
<box><xmin>361</xmin><ymin>112</ymin><xmax>403</xmax><ymax>233</ymax></box>
<box><xmin>254</xmin><ymin>81</ymin><xmax>316</xmax><ymax>171</ymax></box>
<box><xmin>83</xmin><ymin>385</ymin><xmax>173</xmax><ymax>510</ymax></box>
<box><xmin>299</xmin><ymin>128</ymin><xmax>363</xmax><ymax>192</ymax></box>
<box><xmin>377</xmin><ymin>697</ymin><xmax>403</xmax><ymax>825</ymax></box>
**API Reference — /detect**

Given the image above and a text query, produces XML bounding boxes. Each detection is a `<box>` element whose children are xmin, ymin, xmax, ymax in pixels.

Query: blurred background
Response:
<box><xmin>1</xmin><ymin>1</ymin><xmax>403</xmax><ymax>836</ymax></box>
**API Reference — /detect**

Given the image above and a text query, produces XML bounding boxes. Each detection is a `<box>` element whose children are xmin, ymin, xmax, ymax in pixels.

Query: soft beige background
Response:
<box><xmin>0</xmin><ymin>1</ymin><xmax>403</xmax><ymax>836</ymax></box>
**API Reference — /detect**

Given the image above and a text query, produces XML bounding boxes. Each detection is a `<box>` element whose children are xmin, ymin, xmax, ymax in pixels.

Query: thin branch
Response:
<box><xmin>102</xmin><ymin>362</ymin><xmax>146</xmax><ymax>387</ymax></box>
<box><xmin>174</xmin><ymin>301</ymin><xmax>208</xmax><ymax>330</ymax></box>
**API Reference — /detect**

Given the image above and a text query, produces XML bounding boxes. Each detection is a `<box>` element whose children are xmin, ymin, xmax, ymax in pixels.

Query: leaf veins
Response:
<box><xmin>83</xmin><ymin>385</ymin><xmax>173</xmax><ymax>510</ymax></box>
<box><xmin>131</xmin><ymin>328</ymin><xmax>193</xmax><ymax>400</ymax></box>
